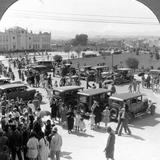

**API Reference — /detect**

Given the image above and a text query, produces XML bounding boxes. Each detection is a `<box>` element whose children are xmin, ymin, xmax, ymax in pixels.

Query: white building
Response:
<box><xmin>0</xmin><ymin>26</ymin><xmax>51</xmax><ymax>51</ymax></box>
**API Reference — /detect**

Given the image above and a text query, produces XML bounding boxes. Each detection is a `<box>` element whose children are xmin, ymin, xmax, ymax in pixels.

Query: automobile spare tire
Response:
<box><xmin>110</xmin><ymin>108</ymin><xmax>119</xmax><ymax>121</ymax></box>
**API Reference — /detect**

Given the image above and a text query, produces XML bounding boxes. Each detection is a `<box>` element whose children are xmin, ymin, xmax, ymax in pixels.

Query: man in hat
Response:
<box><xmin>50</xmin><ymin>127</ymin><xmax>62</xmax><ymax>160</ymax></box>
<box><xmin>104</xmin><ymin>126</ymin><xmax>115</xmax><ymax>160</ymax></box>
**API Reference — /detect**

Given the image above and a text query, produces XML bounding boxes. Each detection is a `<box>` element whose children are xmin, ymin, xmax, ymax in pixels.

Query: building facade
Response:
<box><xmin>0</xmin><ymin>26</ymin><xmax>51</xmax><ymax>51</ymax></box>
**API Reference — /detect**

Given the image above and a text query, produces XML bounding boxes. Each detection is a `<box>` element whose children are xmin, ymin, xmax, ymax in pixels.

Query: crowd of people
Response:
<box><xmin>0</xmin><ymin>91</ymin><xmax>63</xmax><ymax>160</ymax></box>
<box><xmin>0</xmin><ymin>54</ymin><xmax>158</xmax><ymax>160</ymax></box>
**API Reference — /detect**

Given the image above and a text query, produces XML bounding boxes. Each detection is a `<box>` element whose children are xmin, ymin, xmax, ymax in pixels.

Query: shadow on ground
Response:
<box><xmin>61</xmin><ymin>151</ymin><xmax>72</xmax><ymax>160</ymax></box>
<box><xmin>122</xmin><ymin>134</ymin><xmax>145</xmax><ymax>141</ymax></box>
<box><xmin>72</xmin><ymin>131</ymin><xmax>94</xmax><ymax>137</ymax></box>
<box><xmin>92</xmin><ymin>126</ymin><xmax>107</xmax><ymax>133</ymax></box>
<box><xmin>130</xmin><ymin>113</ymin><xmax>160</xmax><ymax>129</ymax></box>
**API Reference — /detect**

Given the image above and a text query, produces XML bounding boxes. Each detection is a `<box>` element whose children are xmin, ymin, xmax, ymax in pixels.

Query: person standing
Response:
<box><xmin>104</xmin><ymin>126</ymin><xmax>115</xmax><ymax>160</ymax></box>
<box><xmin>26</xmin><ymin>132</ymin><xmax>39</xmax><ymax>160</ymax></box>
<box><xmin>102</xmin><ymin>107</ymin><xmax>110</xmax><ymax>130</ymax></box>
<box><xmin>111</xmin><ymin>84</ymin><xmax>116</xmax><ymax>95</ymax></box>
<box><xmin>93</xmin><ymin>102</ymin><xmax>102</xmax><ymax>128</ymax></box>
<box><xmin>39</xmin><ymin>132</ymin><xmax>49</xmax><ymax>160</ymax></box>
<box><xmin>118</xmin><ymin>103</ymin><xmax>131</xmax><ymax>136</ymax></box>
<box><xmin>10</xmin><ymin>125</ymin><xmax>23</xmax><ymax>160</ymax></box>
<box><xmin>0</xmin><ymin>128</ymin><xmax>9</xmax><ymax>160</ymax></box>
<box><xmin>66</xmin><ymin>107</ymin><xmax>74</xmax><ymax>134</ymax></box>
<box><xmin>50</xmin><ymin>127</ymin><xmax>62</xmax><ymax>160</ymax></box>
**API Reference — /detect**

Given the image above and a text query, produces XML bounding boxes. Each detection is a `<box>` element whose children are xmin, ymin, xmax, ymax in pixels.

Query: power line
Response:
<box><xmin>8</xmin><ymin>12</ymin><xmax>159</xmax><ymax>26</ymax></box>
<box><xmin>12</xmin><ymin>9</ymin><xmax>156</xmax><ymax>20</ymax></box>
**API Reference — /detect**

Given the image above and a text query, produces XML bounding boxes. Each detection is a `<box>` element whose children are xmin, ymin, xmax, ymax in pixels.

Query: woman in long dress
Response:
<box><xmin>66</xmin><ymin>107</ymin><xmax>74</xmax><ymax>134</ymax></box>
<box><xmin>27</xmin><ymin>132</ymin><xmax>39</xmax><ymax>160</ymax></box>
<box><xmin>39</xmin><ymin>132</ymin><xmax>49</xmax><ymax>160</ymax></box>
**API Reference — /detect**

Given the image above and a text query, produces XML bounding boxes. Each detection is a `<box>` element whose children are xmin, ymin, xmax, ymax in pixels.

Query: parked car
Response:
<box><xmin>52</xmin><ymin>86</ymin><xmax>84</xmax><ymax>106</ymax></box>
<box><xmin>109</xmin><ymin>93</ymin><xmax>156</xmax><ymax>122</ymax></box>
<box><xmin>77</xmin><ymin>88</ymin><xmax>111</xmax><ymax>113</ymax></box>
<box><xmin>114</xmin><ymin>68</ymin><xmax>133</xmax><ymax>85</ymax></box>
<box><xmin>0</xmin><ymin>83</ymin><xmax>36</xmax><ymax>101</ymax></box>
<box><xmin>0</xmin><ymin>77</ymin><xmax>22</xmax><ymax>85</ymax></box>
<box><xmin>36</xmin><ymin>60</ymin><xmax>55</xmax><ymax>72</ymax></box>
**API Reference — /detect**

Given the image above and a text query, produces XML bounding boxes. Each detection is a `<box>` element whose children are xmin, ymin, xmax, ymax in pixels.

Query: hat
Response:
<box><xmin>52</xmin><ymin>127</ymin><xmax>58</xmax><ymax>133</ymax></box>
<box><xmin>106</xmin><ymin>126</ymin><xmax>112</xmax><ymax>133</ymax></box>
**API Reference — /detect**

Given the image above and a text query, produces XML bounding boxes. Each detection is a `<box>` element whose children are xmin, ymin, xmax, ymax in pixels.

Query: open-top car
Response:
<box><xmin>109</xmin><ymin>93</ymin><xmax>156</xmax><ymax>121</ymax></box>
<box><xmin>77</xmin><ymin>88</ymin><xmax>111</xmax><ymax>113</ymax></box>
<box><xmin>52</xmin><ymin>86</ymin><xmax>84</xmax><ymax>106</ymax></box>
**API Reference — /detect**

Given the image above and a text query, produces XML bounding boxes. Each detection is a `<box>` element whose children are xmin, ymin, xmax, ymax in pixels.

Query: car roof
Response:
<box><xmin>80</xmin><ymin>65</ymin><xmax>92</xmax><ymax>68</ymax></box>
<box><xmin>109</xmin><ymin>93</ymin><xmax>143</xmax><ymax>101</ymax></box>
<box><xmin>150</xmin><ymin>70</ymin><xmax>160</xmax><ymax>73</ymax></box>
<box><xmin>117</xmin><ymin>68</ymin><xmax>132</xmax><ymax>71</ymax></box>
<box><xmin>0</xmin><ymin>83</ymin><xmax>27</xmax><ymax>90</ymax></box>
<box><xmin>37</xmin><ymin>60</ymin><xmax>54</xmax><ymax>62</ymax></box>
<box><xmin>0</xmin><ymin>77</ymin><xmax>10</xmax><ymax>80</ymax></box>
<box><xmin>91</xmin><ymin>65</ymin><xmax>108</xmax><ymax>70</ymax></box>
<box><xmin>32</xmin><ymin>65</ymin><xmax>47</xmax><ymax>68</ymax></box>
<box><xmin>53</xmin><ymin>86</ymin><xmax>84</xmax><ymax>92</ymax></box>
<box><xmin>77</xmin><ymin>88</ymin><xmax>110</xmax><ymax>96</ymax></box>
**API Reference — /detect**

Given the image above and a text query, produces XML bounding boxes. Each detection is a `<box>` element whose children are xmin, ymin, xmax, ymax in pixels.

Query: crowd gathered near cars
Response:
<box><xmin>0</xmin><ymin>54</ymin><xmax>158</xmax><ymax>160</ymax></box>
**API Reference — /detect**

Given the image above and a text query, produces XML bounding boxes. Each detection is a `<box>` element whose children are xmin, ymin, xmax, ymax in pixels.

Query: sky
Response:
<box><xmin>0</xmin><ymin>0</ymin><xmax>160</xmax><ymax>39</ymax></box>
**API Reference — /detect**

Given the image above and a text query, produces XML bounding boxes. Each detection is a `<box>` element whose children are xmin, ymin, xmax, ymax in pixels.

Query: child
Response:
<box><xmin>79</xmin><ymin>117</ymin><xmax>86</xmax><ymax>132</ymax></box>
<box><xmin>90</xmin><ymin>113</ymin><xmax>95</xmax><ymax>130</ymax></box>
<box><xmin>74</xmin><ymin>111</ymin><xmax>81</xmax><ymax>132</ymax></box>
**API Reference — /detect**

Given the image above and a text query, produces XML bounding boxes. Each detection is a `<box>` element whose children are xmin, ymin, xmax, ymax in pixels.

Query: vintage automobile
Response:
<box><xmin>91</xmin><ymin>65</ymin><xmax>109</xmax><ymax>82</ymax></box>
<box><xmin>113</xmin><ymin>68</ymin><xmax>133</xmax><ymax>85</ymax></box>
<box><xmin>0</xmin><ymin>83</ymin><xmax>36</xmax><ymax>101</ymax></box>
<box><xmin>79</xmin><ymin>65</ymin><xmax>92</xmax><ymax>80</ymax></box>
<box><xmin>52</xmin><ymin>86</ymin><xmax>84</xmax><ymax>106</ymax></box>
<box><xmin>36</xmin><ymin>60</ymin><xmax>55</xmax><ymax>72</ymax></box>
<box><xmin>0</xmin><ymin>77</ymin><xmax>22</xmax><ymax>85</ymax></box>
<box><xmin>109</xmin><ymin>93</ymin><xmax>156</xmax><ymax>121</ymax></box>
<box><xmin>77</xmin><ymin>88</ymin><xmax>111</xmax><ymax>113</ymax></box>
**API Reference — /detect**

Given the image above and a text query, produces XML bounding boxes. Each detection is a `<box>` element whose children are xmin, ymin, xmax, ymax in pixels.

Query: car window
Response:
<box><xmin>131</xmin><ymin>98</ymin><xmax>137</xmax><ymax>104</ymax></box>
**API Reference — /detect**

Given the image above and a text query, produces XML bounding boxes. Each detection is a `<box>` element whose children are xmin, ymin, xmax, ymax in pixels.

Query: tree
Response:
<box><xmin>126</xmin><ymin>57</ymin><xmax>139</xmax><ymax>70</ymax></box>
<box><xmin>75</xmin><ymin>45</ymin><xmax>82</xmax><ymax>58</ymax></box>
<box><xmin>53</xmin><ymin>55</ymin><xmax>62</xmax><ymax>65</ymax></box>
<box><xmin>71</xmin><ymin>34</ymin><xmax>88</xmax><ymax>46</ymax></box>
<box><xmin>64</xmin><ymin>44</ymin><xmax>71</xmax><ymax>60</ymax></box>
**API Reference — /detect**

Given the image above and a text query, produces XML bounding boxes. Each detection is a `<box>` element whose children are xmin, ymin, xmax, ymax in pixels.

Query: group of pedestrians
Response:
<box><xmin>128</xmin><ymin>78</ymin><xmax>141</xmax><ymax>93</ymax></box>
<box><xmin>0</xmin><ymin>93</ymin><xmax>63</xmax><ymax>160</ymax></box>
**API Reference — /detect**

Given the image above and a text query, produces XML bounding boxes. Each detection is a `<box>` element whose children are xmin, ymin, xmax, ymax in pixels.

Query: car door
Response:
<box><xmin>6</xmin><ymin>87</ymin><xmax>18</xmax><ymax>100</ymax></box>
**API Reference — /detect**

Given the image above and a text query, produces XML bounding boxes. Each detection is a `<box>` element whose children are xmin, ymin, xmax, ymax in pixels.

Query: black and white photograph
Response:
<box><xmin>0</xmin><ymin>0</ymin><xmax>160</xmax><ymax>160</ymax></box>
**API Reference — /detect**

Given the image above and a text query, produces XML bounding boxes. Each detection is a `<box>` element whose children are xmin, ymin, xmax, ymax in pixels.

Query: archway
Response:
<box><xmin>0</xmin><ymin>0</ymin><xmax>160</xmax><ymax>23</ymax></box>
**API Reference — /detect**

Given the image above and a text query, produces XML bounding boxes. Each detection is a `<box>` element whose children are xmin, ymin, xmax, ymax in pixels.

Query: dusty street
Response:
<box><xmin>5</xmin><ymin>58</ymin><xmax>160</xmax><ymax>160</ymax></box>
